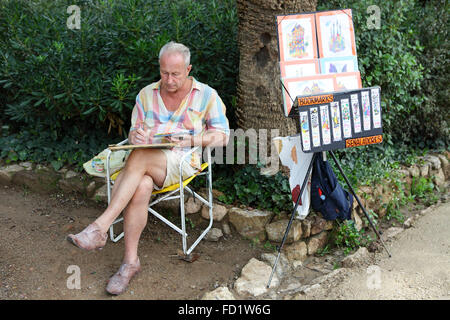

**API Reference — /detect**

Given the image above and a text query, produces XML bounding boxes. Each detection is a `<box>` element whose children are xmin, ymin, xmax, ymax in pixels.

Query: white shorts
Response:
<box><xmin>154</xmin><ymin>149</ymin><xmax>198</xmax><ymax>190</ymax></box>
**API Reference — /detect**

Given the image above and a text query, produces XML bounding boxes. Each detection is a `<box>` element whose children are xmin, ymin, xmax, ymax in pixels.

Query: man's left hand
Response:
<box><xmin>169</xmin><ymin>135</ymin><xmax>194</xmax><ymax>148</ymax></box>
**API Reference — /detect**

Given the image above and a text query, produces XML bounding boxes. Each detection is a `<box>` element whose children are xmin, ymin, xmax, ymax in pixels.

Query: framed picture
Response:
<box><xmin>315</xmin><ymin>9</ymin><xmax>357</xmax><ymax>58</ymax></box>
<box><xmin>319</xmin><ymin>56</ymin><xmax>358</xmax><ymax>74</ymax></box>
<box><xmin>281</xmin><ymin>74</ymin><xmax>336</xmax><ymax>116</ymax></box>
<box><xmin>277</xmin><ymin>13</ymin><xmax>318</xmax><ymax>62</ymax></box>
<box><xmin>280</xmin><ymin>59</ymin><xmax>320</xmax><ymax>78</ymax></box>
<box><xmin>333</xmin><ymin>71</ymin><xmax>362</xmax><ymax>91</ymax></box>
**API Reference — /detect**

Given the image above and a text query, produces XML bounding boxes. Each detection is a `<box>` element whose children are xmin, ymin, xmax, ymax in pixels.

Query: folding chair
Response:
<box><xmin>105</xmin><ymin>139</ymin><xmax>213</xmax><ymax>257</ymax></box>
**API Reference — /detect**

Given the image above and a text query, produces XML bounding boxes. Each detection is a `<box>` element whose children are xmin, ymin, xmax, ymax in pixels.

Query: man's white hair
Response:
<box><xmin>159</xmin><ymin>41</ymin><xmax>191</xmax><ymax>67</ymax></box>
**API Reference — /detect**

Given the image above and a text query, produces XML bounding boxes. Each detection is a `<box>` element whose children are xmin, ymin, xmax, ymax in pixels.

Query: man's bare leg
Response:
<box><xmin>94</xmin><ymin>148</ymin><xmax>167</xmax><ymax>234</ymax></box>
<box><xmin>122</xmin><ymin>175</ymin><xmax>154</xmax><ymax>264</ymax></box>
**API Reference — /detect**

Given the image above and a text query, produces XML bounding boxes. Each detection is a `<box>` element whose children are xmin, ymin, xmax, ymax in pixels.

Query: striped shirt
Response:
<box><xmin>130</xmin><ymin>77</ymin><xmax>230</xmax><ymax>169</ymax></box>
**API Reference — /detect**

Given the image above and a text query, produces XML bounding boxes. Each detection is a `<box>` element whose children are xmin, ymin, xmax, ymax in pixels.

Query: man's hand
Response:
<box><xmin>169</xmin><ymin>134</ymin><xmax>194</xmax><ymax>148</ymax></box>
<box><xmin>129</xmin><ymin>128</ymin><xmax>150</xmax><ymax>145</ymax></box>
<box><xmin>169</xmin><ymin>131</ymin><xmax>228</xmax><ymax>148</ymax></box>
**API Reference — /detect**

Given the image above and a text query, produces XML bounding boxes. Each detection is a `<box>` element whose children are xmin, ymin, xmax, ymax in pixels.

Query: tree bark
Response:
<box><xmin>236</xmin><ymin>0</ymin><xmax>317</xmax><ymax>138</ymax></box>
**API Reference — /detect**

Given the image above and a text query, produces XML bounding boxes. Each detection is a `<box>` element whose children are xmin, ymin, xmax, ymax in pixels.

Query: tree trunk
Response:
<box><xmin>236</xmin><ymin>0</ymin><xmax>317</xmax><ymax>138</ymax></box>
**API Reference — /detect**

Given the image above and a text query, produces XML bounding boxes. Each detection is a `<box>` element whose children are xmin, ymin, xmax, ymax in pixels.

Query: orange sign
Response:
<box><xmin>296</xmin><ymin>94</ymin><xmax>334</xmax><ymax>107</ymax></box>
<box><xmin>345</xmin><ymin>135</ymin><xmax>383</xmax><ymax>148</ymax></box>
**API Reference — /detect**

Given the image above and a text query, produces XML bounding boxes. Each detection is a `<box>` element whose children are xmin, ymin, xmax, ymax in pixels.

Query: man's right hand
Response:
<box><xmin>129</xmin><ymin>128</ymin><xmax>150</xmax><ymax>145</ymax></box>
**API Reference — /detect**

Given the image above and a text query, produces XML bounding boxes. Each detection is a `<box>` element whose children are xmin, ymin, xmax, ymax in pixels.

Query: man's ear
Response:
<box><xmin>186</xmin><ymin>64</ymin><xmax>192</xmax><ymax>75</ymax></box>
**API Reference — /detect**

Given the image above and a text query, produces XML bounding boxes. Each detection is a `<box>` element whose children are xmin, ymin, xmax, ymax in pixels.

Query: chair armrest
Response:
<box><xmin>178</xmin><ymin>146</ymin><xmax>211</xmax><ymax>184</ymax></box>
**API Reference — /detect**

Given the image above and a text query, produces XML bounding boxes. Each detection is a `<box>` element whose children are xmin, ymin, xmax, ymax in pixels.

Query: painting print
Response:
<box><xmin>371</xmin><ymin>88</ymin><xmax>382</xmax><ymax>128</ymax></box>
<box><xmin>340</xmin><ymin>98</ymin><xmax>352</xmax><ymax>138</ymax></box>
<box><xmin>277</xmin><ymin>14</ymin><xmax>318</xmax><ymax>62</ymax></box>
<box><xmin>310</xmin><ymin>107</ymin><xmax>321</xmax><ymax>147</ymax></box>
<box><xmin>286</xmin><ymin>76</ymin><xmax>335</xmax><ymax>97</ymax></box>
<box><xmin>320</xmin><ymin>105</ymin><xmax>331</xmax><ymax>145</ymax></box>
<box><xmin>316</xmin><ymin>9</ymin><xmax>356</xmax><ymax>58</ymax></box>
<box><xmin>334</xmin><ymin>72</ymin><xmax>362</xmax><ymax>91</ymax></box>
<box><xmin>300</xmin><ymin>111</ymin><xmax>311</xmax><ymax>151</ymax></box>
<box><xmin>320</xmin><ymin>56</ymin><xmax>358</xmax><ymax>74</ymax></box>
<box><xmin>282</xmin><ymin>75</ymin><xmax>335</xmax><ymax>117</ymax></box>
<box><xmin>280</xmin><ymin>60</ymin><xmax>319</xmax><ymax>78</ymax></box>
<box><xmin>330</xmin><ymin>101</ymin><xmax>342</xmax><ymax>141</ymax></box>
<box><xmin>361</xmin><ymin>91</ymin><xmax>371</xmax><ymax>131</ymax></box>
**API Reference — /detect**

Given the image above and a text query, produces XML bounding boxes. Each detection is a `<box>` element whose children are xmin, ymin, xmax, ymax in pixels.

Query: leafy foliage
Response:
<box><xmin>332</xmin><ymin>220</ymin><xmax>373</xmax><ymax>255</ymax></box>
<box><xmin>212</xmin><ymin>162</ymin><xmax>292</xmax><ymax>213</ymax></box>
<box><xmin>317</xmin><ymin>0</ymin><xmax>449</xmax><ymax>148</ymax></box>
<box><xmin>0</xmin><ymin>0</ymin><xmax>238</xmax><ymax>168</ymax></box>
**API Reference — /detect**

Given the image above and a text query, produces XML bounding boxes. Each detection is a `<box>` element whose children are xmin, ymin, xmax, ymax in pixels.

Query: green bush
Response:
<box><xmin>0</xmin><ymin>0</ymin><xmax>238</xmax><ymax>168</ymax></box>
<box><xmin>212</xmin><ymin>162</ymin><xmax>292</xmax><ymax>213</ymax></box>
<box><xmin>317</xmin><ymin>0</ymin><xmax>449</xmax><ymax>148</ymax></box>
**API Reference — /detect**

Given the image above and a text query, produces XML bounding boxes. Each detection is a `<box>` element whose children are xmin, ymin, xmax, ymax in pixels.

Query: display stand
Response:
<box><xmin>267</xmin><ymin>149</ymin><xmax>392</xmax><ymax>288</ymax></box>
<box><xmin>267</xmin><ymin>87</ymin><xmax>392</xmax><ymax>288</ymax></box>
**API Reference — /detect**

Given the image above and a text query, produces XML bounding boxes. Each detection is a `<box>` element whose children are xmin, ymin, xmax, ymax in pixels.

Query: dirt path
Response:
<box><xmin>0</xmin><ymin>185</ymin><xmax>264</xmax><ymax>300</ymax></box>
<box><xmin>299</xmin><ymin>200</ymin><xmax>450</xmax><ymax>300</ymax></box>
<box><xmin>1</xmin><ymin>182</ymin><xmax>449</xmax><ymax>300</ymax></box>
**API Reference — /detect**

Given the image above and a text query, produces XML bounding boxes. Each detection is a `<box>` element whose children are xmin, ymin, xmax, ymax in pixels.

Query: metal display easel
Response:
<box><xmin>267</xmin><ymin>150</ymin><xmax>392</xmax><ymax>288</ymax></box>
<box><xmin>267</xmin><ymin>87</ymin><xmax>392</xmax><ymax>288</ymax></box>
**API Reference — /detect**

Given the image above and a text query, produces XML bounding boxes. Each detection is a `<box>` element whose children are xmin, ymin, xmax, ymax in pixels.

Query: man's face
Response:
<box><xmin>159</xmin><ymin>52</ymin><xmax>191</xmax><ymax>93</ymax></box>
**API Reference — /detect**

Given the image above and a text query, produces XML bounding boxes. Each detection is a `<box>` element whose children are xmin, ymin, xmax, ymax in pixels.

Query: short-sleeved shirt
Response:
<box><xmin>130</xmin><ymin>77</ymin><xmax>230</xmax><ymax>169</ymax></box>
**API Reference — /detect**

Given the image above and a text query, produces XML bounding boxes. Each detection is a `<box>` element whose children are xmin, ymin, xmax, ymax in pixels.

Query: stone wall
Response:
<box><xmin>0</xmin><ymin>151</ymin><xmax>449</xmax><ymax>266</ymax></box>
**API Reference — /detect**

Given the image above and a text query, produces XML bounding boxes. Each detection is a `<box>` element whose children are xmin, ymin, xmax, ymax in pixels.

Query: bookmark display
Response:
<box><xmin>291</xmin><ymin>86</ymin><xmax>383</xmax><ymax>153</ymax></box>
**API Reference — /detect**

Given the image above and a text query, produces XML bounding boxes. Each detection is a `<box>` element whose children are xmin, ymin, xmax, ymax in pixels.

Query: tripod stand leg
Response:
<box><xmin>328</xmin><ymin>151</ymin><xmax>392</xmax><ymax>258</ymax></box>
<box><xmin>267</xmin><ymin>152</ymin><xmax>317</xmax><ymax>288</ymax></box>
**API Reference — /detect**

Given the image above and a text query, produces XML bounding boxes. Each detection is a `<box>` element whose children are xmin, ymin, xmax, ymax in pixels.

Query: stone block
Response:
<box><xmin>234</xmin><ymin>258</ymin><xmax>279</xmax><ymax>296</ymax></box>
<box><xmin>283</xmin><ymin>241</ymin><xmax>308</xmax><ymax>262</ymax></box>
<box><xmin>265</xmin><ymin>219</ymin><xmax>302</xmax><ymax>244</ymax></box>
<box><xmin>307</xmin><ymin>231</ymin><xmax>328</xmax><ymax>256</ymax></box>
<box><xmin>228</xmin><ymin>207</ymin><xmax>273</xmax><ymax>241</ymax></box>
<box><xmin>201</xmin><ymin>203</ymin><xmax>228</xmax><ymax>221</ymax></box>
<box><xmin>0</xmin><ymin>164</ymin><xmax>24</xmax><ymax>184</ymax></box>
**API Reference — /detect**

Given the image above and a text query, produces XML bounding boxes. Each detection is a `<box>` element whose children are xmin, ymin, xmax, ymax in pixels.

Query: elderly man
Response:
<box><xmin>67</xmin><ymin>41</ymin><xmax>230</xmax><ymax>295</ymax></box>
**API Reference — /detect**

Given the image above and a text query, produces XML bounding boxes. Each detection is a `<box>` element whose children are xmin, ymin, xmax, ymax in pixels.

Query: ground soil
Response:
<box><xmin>0</xmin><ymin>184</ymin><xmax>265</xmax><ymax>300</ymax></box>
<box><xmin>293</xmin><ymin>200</ymin><xmax>450</xmax><ymax>300</ymax></box>
<box><xmin>1</xmin><ymin>183</ymin><xmax>449</xmax><ymax>300</ymax></box>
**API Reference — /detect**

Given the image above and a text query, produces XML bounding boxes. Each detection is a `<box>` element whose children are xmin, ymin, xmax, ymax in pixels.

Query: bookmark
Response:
<box><xmin>330</xmin><ymin>101</ymin><xmax>342</xmax><ymax>141</ymax></box>
<box><xmin>299</xmin><ymin>111</ymin><xmax>311</xmax><ymax>151</ymax></box>
<box><xmin>320</xmin><ymin>105</ymin><xmax>331</xmax><ymax>145</ymax></box>
<box><xmin>341</xmin><ymin>98</ymin><xmax>352</xmax><ymax>138</ymax></box>
<box><xmin>371</xmin><ymin>88</ymin><xmax>382</xmax><ymax>128</ymax></box>
<box><xmin>310</xmin><ymin>107</ymin><xmax>321</xmax><ymax>148</ymax></box>
<box><xmin>361</xmin><ymin>91</ymin><xmax>371</xmax><ymax>131</ymax></box>
<box><xmin>351</xmin><ymin>94</ymin><xmax>362</xmax><ymax>133</ymax></box>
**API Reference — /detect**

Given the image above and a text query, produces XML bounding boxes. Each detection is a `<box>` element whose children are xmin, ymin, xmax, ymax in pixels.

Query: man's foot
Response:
<box><xmin>67</xmin><ymin>222</ymin><xmax>107</xmax><ymax>251</ymax></box>
<box><xmin>106</xmin><ymin>258</ymin><xmax>141</xmax><ymax>295</ymax></box>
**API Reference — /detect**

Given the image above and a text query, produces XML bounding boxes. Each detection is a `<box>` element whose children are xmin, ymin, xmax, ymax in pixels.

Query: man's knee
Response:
<box><xmin>136</xmin><ymin>175</ymin><xmax>154</xmax><ymax>195</ymax></box>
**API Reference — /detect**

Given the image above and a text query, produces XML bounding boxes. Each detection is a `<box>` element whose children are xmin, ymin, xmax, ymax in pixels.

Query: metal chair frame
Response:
<box><xmin>105</xmin><ymin>139</ymin><xmax>213</xmax><ymax>256</ymax></box>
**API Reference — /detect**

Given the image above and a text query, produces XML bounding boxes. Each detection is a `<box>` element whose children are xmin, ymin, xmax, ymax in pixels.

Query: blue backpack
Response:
<box><xmin>310</xmin><ymin>153</ymin><xmax>353</xmax><ymax>221</ymax></box>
